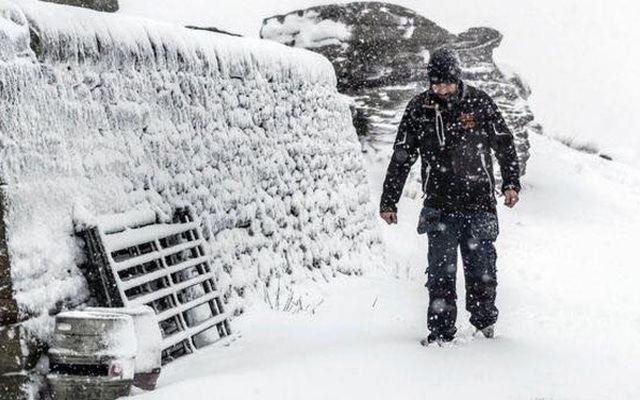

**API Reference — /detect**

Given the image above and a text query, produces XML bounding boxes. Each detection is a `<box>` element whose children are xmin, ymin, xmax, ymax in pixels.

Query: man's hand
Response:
<box><xmin>503</xmin><ymin>189</ymin><xmax>519</xmax><ymax>208</ymax></box>
<box><xmin>380</xmin><ymin>212</ymin><xmax>398</xmax><ymax>225</ymax></box>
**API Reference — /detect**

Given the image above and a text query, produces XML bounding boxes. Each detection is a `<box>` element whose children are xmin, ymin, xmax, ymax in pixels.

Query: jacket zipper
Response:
<box><xmin>480</xmin><ymin>154</ymin><xmax>494</xmax><ymax>194</ymax></box>
<box><xmin>435</xmin><ymin>105</ymin><xmax>446</xmax><ymax>148</ymax></box>
<box><xmin>422</xmin><ymin>162</ymin><xmax>431</xmax><ymax>196</ymax></box>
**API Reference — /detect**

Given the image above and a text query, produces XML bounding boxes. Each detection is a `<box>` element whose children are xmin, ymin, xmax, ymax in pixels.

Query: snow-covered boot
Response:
<box><xmin>477</xmin><ymin>325</ymin><xmax>495</xmax><ymax>339</ymax></box>
<box><xmin>420</xmin><ymin>333</ymin><xmax>454</xmax><ymax>347</ymax></box>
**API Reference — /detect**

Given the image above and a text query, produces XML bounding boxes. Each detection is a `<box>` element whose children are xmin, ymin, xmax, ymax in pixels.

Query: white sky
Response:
<box><xmin>119</xmin><ymin>0</ymin><xmax>640</xmax><ymax>167</ymax></box>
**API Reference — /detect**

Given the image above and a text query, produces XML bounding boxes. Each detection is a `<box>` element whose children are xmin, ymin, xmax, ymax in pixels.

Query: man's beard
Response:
<box><xmin>434</xmin><ymin>92</ymin><xmax>459</xmax><ymax>105</ymax></box>
<box><xmin>436</xmin><ymin>92</ymin><xmax>455</xmax><ymax>101</ymax></box>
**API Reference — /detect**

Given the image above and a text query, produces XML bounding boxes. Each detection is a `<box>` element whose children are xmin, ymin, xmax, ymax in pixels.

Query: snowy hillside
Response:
<box><xmin>130</xmin><ymin>133</ymin><xmax>640</xmax><ymax>399</ymax></box>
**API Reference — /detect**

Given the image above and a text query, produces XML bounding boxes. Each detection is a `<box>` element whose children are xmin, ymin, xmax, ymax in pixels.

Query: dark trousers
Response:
<box><xmin>421</xmin><ymin>208</ymin><xmax>500</xmax><ymax>338</ymax></box>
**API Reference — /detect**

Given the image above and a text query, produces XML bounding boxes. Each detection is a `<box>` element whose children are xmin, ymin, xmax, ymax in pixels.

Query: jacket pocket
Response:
<box><xmin>417</xmin><ymin>206</ymin><xmax>442</xmax><ymax>235</ymax></box>
<box><xmin>469</xmin><ymin>212</ymin><xmax>499</xmax><ymax>241</ymax></box>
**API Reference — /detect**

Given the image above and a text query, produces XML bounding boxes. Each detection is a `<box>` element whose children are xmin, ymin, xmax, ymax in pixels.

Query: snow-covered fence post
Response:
<box><xmin>0</xmin><ymin>184</ymin><xmax>18</xmax><ymax>326</ymax></box>
<box><xmin>0</xmin><ymin>185</ymin><xmax>43</xmax><ymax>400</ymax></box>
<box><xmin>0</xmin><ymin>6</ymin><xmax>48</xmax><ymax>397</ymax></box>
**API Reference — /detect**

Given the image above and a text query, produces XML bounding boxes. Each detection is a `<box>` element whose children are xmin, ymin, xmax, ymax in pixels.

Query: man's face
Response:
<box><xmin>431</xmin><ymin>82</ymin><xmax>458</xmax><ymax>100</ymax></box>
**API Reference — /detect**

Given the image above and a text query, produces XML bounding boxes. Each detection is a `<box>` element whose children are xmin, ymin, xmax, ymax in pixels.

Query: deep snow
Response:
<box><xmin>2</xmin><ymin>1</ymin><xmax>638</xmax><ymax>398</ymax></box>
<box><xmin>128</xmin><ymin>133</ymin><xmax>640</xmax><ymax>399</ymax></box>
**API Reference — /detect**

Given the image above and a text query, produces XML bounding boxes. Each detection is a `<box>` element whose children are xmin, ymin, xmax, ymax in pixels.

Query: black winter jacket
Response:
<box><xmin>380</xmin><ymin>82</ymin><xmax>521</xmax><ymax>214</ymax></box>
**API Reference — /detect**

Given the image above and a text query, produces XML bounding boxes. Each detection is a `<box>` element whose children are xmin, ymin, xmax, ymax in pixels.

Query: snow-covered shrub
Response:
<box><xmin>0</xmin><ymin>0</ymin><xmax>391</xmax><ymax>341</ymax></box>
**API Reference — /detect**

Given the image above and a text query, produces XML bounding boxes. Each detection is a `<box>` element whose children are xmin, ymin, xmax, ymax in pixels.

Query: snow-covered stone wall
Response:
<box><xmin>0</xmin><ymin>0</ymin><xmax>388</xmax><ymax>341</ymax></box>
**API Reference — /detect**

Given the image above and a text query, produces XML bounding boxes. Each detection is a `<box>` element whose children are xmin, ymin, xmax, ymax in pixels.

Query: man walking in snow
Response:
<box><xmin>380</xmin><ymin>47</ymin><xmax>521</xmax><ymax>345</ymax></box>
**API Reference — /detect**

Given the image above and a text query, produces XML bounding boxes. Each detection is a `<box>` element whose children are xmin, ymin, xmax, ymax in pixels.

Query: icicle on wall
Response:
<box><xmin>0</xmin><ymin>0</ymin><xmax>395</xmax><ymax>341</ymax></box>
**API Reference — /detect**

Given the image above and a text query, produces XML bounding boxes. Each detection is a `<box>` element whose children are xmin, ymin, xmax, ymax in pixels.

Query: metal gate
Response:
<box><xmin>80</xmin><ymin>208</ymin><xmax>232</xmax><ymax>364</ymax></box>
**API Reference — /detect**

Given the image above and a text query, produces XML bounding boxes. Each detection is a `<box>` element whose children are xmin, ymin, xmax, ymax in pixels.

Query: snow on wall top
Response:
<box><xmin>0</xmin><ymin>0</ymin><xmax>33</xmax><ymax>61</ymax></box>
<box><xmin>0</xmin><ymin>0</ymin><xmax>391</xmax><ymax>342</ymax></box>
<box><xmin>6</xmin><ymin>0</ymin><xmax>336</xmax><ymax>85</ymax></box>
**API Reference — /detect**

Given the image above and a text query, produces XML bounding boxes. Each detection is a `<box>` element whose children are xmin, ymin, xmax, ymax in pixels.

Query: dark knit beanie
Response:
<box><xmin>427</xmin><ymin>47</ymin><xmax>462</xmax><ymax>84</ymax></box>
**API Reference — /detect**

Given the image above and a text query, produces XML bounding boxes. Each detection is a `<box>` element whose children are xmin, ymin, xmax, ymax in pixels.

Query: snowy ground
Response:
<box><xmin>129</xmin><ymin>133</ymin><xmax>640</xmax><ymax>400</ymax></box>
